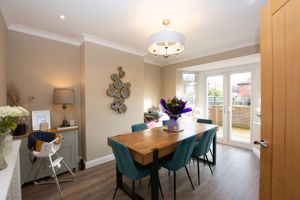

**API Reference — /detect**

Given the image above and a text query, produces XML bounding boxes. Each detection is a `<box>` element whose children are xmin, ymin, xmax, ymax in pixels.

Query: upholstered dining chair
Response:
<box><xmin>159</xmin><ymin>135</ymin><xmax>197</xmax><ymax>200</ymax></box>
<box><xmin>196</xmin><ymin>118</ymin><xmax>213</xmax><ymax>124</ymax></box>
<box><xmin>131</xmin><ymin>123</ymin><xmax>148</xmax><ymax>132</ymax></box>
<box><xmin>110</xmin><ymin>140</ymin><xmax>164</xmax><ymax>200</ymax></box>
<box><xmin>191</xmin><ymin>128</ymin><xmax>216</xmax><ymax>185</ymax></box>
<box><xmin>162</xmin><ymin>120</ymin><xmax>170</xmax><ymax>126</ymax></box>
<box><xmin>196</xmin><ymin>118</ymin><xmax>214</xmax><ymax>156</ymax></box>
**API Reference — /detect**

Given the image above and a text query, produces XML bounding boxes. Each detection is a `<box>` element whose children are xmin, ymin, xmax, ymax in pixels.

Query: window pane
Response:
<box><xmin>183</xmin><ymin>73</ymin><xmax>196</xmax><ymax>82</ymax></box>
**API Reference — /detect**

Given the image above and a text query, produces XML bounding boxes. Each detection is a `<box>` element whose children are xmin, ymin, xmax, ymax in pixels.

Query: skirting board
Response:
<box><xmin>85</xmin><ymin>154</ymin><xmax>115</xmax><ymax>169</ymax></box>
<box><xmin>253</xmin><ymin>148</ymin><xmax>260</xmax><ymax>158</ymax></box>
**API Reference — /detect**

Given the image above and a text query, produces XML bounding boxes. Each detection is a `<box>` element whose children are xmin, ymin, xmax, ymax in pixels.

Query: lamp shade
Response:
<box><xmin>53</xmin><ymin>88</ymin><xmax>75</xmax><ymax>104</ymax></box>
<box><xmin>148</xmin><ymin>30</ymin><xmax>185</xmax><ymax>56</ymax></box>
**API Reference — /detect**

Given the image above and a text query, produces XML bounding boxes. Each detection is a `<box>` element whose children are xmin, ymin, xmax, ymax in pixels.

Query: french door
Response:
<box><xmin>205</xmin><ymin>69</ymin><xmax>254</xmax><ymax>149</ymax></box>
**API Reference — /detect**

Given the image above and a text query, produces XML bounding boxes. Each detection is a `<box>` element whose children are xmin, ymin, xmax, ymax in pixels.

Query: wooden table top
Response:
<box><xmin>108</xmin><ymin>121</ymin><xmax>217</xmax><ymax>165</ymax></box>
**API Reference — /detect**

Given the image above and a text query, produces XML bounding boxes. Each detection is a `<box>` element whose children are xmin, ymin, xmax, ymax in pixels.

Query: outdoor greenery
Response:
<box><xmin>208</xmin><ymin>88</ymin><xmax>222</xmax><ymax>97</ymax></box>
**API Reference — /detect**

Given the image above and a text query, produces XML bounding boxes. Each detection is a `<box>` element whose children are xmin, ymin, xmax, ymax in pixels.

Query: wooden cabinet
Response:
<box><xmin>17</xmin><ymin>129</ymin><xmax>79</xmax><ymax>184</ymax></box>
<box><xmin>260</xmin><ymin>0</ymin><xmax>300</xmax><ymax>199</ymax></box>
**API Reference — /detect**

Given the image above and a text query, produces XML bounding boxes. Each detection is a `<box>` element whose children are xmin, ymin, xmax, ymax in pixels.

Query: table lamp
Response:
<box><xmin>53</xmin><ymin>88</ymin><xmax>75</xmax><ymax>127</ymax></box>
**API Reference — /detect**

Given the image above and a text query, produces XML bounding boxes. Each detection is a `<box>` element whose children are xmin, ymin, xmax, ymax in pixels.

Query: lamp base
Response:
<box><xmin>61</xmin><ymin>119</ymin><xmax>70</xmax><ymax>127</ymax></box>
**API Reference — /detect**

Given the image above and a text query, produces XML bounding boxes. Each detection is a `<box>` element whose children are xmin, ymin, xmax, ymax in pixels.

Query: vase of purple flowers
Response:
<box><xmin>160</xmin><ymin>97</ymin><xmax>192</xmax><ymax>132</ymax></box>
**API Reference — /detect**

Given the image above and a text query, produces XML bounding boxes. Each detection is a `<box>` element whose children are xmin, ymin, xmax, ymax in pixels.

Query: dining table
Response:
<box><xmin>107</xmin><ymin>121</ymin><xmax>218</xmax><ymax>200</ymax></box>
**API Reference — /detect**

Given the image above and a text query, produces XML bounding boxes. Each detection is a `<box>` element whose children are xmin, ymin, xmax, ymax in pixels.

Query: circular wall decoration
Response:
<box><xmin>106</xmin><ymin>66</ymin><xmax>131</xmax><ymax>114</ymax></box>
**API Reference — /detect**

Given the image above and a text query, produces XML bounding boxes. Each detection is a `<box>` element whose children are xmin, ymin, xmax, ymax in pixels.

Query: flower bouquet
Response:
<box><xmin>0</xmin><ymin>106</ymin><xmax>29</xmax><ymax>170</ymax></box>
<box><xmin>160</xmin><ymin>97</ymin><xmax>192</xmax><ymax>132</ymax></box>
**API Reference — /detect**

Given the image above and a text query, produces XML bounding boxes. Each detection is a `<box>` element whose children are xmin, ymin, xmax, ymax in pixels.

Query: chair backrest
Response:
<box><xmin>131</xmin><ymin>123</ymin><xmax>148</xmax><ymax>132</ymax></box>
<box><xmin>196</xmin><ymin>118</ymin><xmax>213</xmax><ymax>124</ymax></box>
<box><xmin>167</xmin><ymin>135</ymin><xmax>197</xmax><ymax>171</ymax></box>
<box><xmin>192</xmin><ymin>128</ymin><xmax>216</xmax><ymax>157</ymax></box>
<box><xmin>162</xmin><ymin>120</ymin><xmax>170</xmax><ymax>126</ymax></box>
<box><xmin>110</xmin><ymin>139</ymin><xmax>139</xmax><ymax>180</ymax></box>
<box><xmin>28</xmin><ymin>131</ymin><xmax>56</xmax><ymax>150</ymax></box>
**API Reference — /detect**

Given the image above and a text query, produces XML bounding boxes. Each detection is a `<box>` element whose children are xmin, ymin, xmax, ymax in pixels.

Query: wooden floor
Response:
<box><xmin>22</xmin><ymin>144</ymin><xmax>259</xmax><ymax>200</ymax></box>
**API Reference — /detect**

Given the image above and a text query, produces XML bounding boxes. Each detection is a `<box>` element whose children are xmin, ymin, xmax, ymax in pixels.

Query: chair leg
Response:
<box><xmin>184</xmin><ymin>166</ymin><xmax>194</xmax><ymax>190</ymax></box>
<box><xmin>148</xmin><ymin>176</ymin><xmax>164</xmax><ymax>199</ymax></box>
<box><xmin>158</xmin><ymin>177</ymin><xmax>164</xmax><ymax>200</ymax></box>
<box><xmin>113</xmin><ymin>186</ymin><xmax>119</xmax><ymax>200</ymax></box>
<box><xmin>61</xmin><ymin>159</ymin><xmax>76</xmax><ymax>181</ymax></box>
<box><xmin>205</xmin><ymin>155</ymin><xmax>213</xmax><ymax>175</ymax></box>
<box><xmin>49</xmin><ymin>157</ymin><xmax>63</xmax><ymax>200</ymax></box>
<box><xmin>168</xmin><ymin>170</ymin><xmax>170</xmax><ymax>176</ymax></box>
<box><xmin>197</xmin><ymin>158</ymin><xmax>200</xmax><ymax>185</ymax></box>
<box><xmin>210</xmin><ymin>148</ymin><xmax>213</xmax><ymax>158</ymax></box>
<box><xmin>139</xmin><ymin>179</ymin><xmax>142</xmax><ymax>184</ymax></box>
<box><xmin>173</xmin><ymin>171</ymin><xmax>176</xmax><ymax>200</ymax></box>
<box><xmin>132</xmin><ymin>180</ymin><xmax>135</xmax><ymax>200</ymax></box>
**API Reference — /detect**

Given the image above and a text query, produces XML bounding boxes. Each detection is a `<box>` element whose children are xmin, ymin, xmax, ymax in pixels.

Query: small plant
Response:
<box><xmin>0</xmin><ymin>106</ymin><xmax>29</xmax><ymax>134</ymax></box>
<box><xmin>160</xmin><ymin>97</ymin><xmax>192</xmax><ymax>120</ymax></box>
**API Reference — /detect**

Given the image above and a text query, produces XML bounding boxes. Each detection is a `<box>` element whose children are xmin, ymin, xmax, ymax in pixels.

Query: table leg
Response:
<box><xmin>151</xmin><ymin>148</ymin><xmax>159</xmax><ymax>200</ymax></box>
<box><xmin>212</xmin><ymin>133</ymin><xmax>216</xmax><ymax>165</ymax></box>
<box><xmin>116</xmin><ymin>164</ymin><xmax>144</xmax><ymax>200</ymax></box>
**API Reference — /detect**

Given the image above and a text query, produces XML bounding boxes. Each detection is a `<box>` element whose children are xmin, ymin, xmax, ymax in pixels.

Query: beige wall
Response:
<box><xmin>0</xmin><ymin>10</ymin><xmax>7</xmax><ymax>106</ymax></box>
<box><xmin>162</xmin><ymin>45</ymin><xmax>260</xmax><ymax>98</ymax></box>
<box><xmin>81</xmin><ymin>42</ymin><xmax>144</xmax><ymax>161</ymax></box>
<box><xmin>7</xmin><ymin>31</ymin><xmax>81</xmax><ymax>130</ymax></box>
<box><xmin>144</xmin><ymin>63</ymin><xmax>162</xmax><ymax>111</ymax></box>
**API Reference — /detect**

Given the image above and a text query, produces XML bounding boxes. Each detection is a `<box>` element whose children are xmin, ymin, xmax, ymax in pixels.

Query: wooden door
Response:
<box><xmin>259</xmin><ymin>0</ymin><xmax>300</xmax><ymax>199</ymax></box>
<box><xmin>259</xmin><ymin>4</ymin><xmax>273</xmax><ymax>200</ymax></box>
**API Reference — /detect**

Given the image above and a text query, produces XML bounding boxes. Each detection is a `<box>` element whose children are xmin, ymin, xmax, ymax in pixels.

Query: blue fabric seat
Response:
<box><xmin>131</xmin><ymin>123</ymin><xmax>148</xmax><ymax>132</ymax></box>
<box><xmin>192</xmin><ymin>128</ymin><xmax>216</xmax><ymax>185</ymax></box>
<box><xmin>110</xmin><ymin>139</ymin><xmax>163</xmax><ymax>199</ymax></box>
<box><xmin>159</xmin><ymin>135</ymin><xmax>197</xmax><ymax>200</ymax></box>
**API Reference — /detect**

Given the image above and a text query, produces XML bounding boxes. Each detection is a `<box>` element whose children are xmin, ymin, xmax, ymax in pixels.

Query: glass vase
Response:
<box><xmin>167</xmin><ymin>116</ymin><xmax>183</xmax><ymax>132</ymax></box>
<box><xmin>3</xmin><ymin>131</ymin><xmax>13</xmax><ymax>156</ymax></box>
<box><xmin>0</xmin><ymin>134</ymin><xmax>8</xmax><ymax>170</ymax></box>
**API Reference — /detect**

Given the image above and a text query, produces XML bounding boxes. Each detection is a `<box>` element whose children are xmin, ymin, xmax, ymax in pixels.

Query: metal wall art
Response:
<box><xmin>106</xmin><ymin>66</ymin><xmax>131</xmax><ymax>114</ymax></box>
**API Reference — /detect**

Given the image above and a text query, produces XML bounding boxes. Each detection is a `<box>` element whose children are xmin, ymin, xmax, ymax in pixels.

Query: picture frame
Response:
<box><xmin>32</xmin><ymin>110</ymin><xmax>51</xmax><ymax>131</ymax></box>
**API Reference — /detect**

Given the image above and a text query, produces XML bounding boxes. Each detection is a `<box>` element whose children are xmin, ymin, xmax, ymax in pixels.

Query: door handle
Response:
<box><xmin>254</xmin><ymin>140</ymin><xmax>269</xmax><ymax>148</ymax></box>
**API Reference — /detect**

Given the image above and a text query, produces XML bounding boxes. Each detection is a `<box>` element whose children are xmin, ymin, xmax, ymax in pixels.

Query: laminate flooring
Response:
<box><xmin>22</xmin><ymin>144</ymin><xmax>259</xmax><ymax>200</ymax></box>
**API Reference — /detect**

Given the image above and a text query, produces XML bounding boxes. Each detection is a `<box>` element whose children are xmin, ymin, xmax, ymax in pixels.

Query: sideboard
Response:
<box><xmin>0</xmin><ymin>140</ymin><xmax>21</xmax><ymax>200</ymax></box>
<box><xmin>14</xmin><ymin>128</ymin><xmax>79</xmax><ymax>185</ymax></box>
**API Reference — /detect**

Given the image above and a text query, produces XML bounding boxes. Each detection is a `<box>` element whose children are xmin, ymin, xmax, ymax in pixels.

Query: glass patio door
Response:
<box><xmin>229</xmin><ymin>72</ymin><xmax>252</xmax><ymax>144</ymax></box>
<box><xmin>206</xmin><ymin>70</ymin><xmax>253</xmax><ymax>148</ymax></box>
<box><xmin>206</xmin><ymin>75</ymin><xmax>225</xmax><ymax>141</ymax></box>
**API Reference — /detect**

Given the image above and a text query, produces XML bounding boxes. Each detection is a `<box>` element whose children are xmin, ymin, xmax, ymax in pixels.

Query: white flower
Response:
<box><xmin>0</xmin><ymin>106</ymin><xmax>29</xmax><ymax>118</ymax></box>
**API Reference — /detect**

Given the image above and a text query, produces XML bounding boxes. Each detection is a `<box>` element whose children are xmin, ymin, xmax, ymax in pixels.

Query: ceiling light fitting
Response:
<box><xmin>59</xmin><ymin>15</ymin><xmax>66</xmax><ymax>20</ymax></box>
<box><xmin>148</xmin><ymin>19</ymin><xmax>185</xmax><ymax>58</ymax></box>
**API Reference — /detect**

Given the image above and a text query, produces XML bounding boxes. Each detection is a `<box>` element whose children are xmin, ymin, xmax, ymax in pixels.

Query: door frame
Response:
<box><xmin>203</xmin><ymin>64</ymin><xmax>259</xmax><ymax>150</ymax></box>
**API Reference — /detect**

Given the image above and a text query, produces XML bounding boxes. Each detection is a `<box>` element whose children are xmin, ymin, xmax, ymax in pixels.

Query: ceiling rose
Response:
<box><xmin>147</xmin><ymin>19</ymin><xmax>185</xmax><ymax>58</ymax></box>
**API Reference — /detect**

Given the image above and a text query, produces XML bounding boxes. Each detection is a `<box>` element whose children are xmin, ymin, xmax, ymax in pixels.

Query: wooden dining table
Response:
<box><xmin>107</xmin><ymin>121</ymin><xmax>218</xmax><ymax>200</ymax></box>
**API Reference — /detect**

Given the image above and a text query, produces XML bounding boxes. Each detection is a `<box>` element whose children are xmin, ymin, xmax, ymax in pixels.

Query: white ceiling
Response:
<box><xmin>0</xmin><ymin>0</ymin><xmax>266</xmax><ymax>65</ymax></box>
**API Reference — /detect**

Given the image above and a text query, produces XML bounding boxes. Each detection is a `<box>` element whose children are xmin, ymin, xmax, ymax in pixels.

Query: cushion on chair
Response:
<box><xmin>28</xmin><ymin>131</ymin><xmax>60</xmax><ymax>151</ymax></box>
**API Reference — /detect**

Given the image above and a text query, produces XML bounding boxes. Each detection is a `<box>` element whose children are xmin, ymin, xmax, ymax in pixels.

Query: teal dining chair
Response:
<box><xmin>110</xmin><ymin>140</ymin><xmax>164</xmax><ymax>199</ymax></box>
<box><xmin>131</xmin><ymin>123</ymin><xmax>148</xmax><ymax>132</ymax></box>
<box><xmin>196</xmin><ymin>118</ymin><xmax>213</xmax><ymax>124</ymax></box>
<box><xmin>162</xmin><ymin>120</ymin><xmax>170</xmax><ymax>126</ymax></box>
<box><xmin>191</xmin><ymin>128</ymin><xmax>216</xmax><ymax>185</ymax></box>
<box><xmin>159</xmin><ymin>135</ymin><xmax>197</xmax><ymax>200</ymax></box>
<box><xmin>196</xmin><ymin>118</ymin><xmax>214</xmax><ymax>157</ymax></box>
